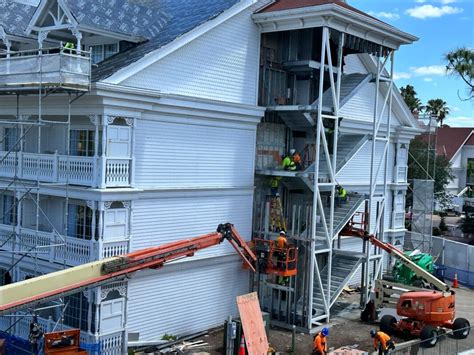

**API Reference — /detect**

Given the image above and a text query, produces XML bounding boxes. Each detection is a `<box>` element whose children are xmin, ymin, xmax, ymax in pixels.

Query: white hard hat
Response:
<box><xmin>279</xmin><ymin>231</ymin><xmax>286</xmax><ymax>236</ymax></box>
<box><xmin>289</xmin><ymin>149</ymin><xmax>296</xmax><ymax>155</ymax></box>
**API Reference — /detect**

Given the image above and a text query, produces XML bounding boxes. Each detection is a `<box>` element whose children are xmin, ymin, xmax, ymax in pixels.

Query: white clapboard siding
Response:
<box><xmin>122</xmin><ymin>6</ymin><xmax>260</xmax><ymax>105</ymax></box>
<box><xmin>134</xmin><ymin>118</ymin><xmax>256</xmax><ymax>189</ymax></box>
<box><xmin>339</xmin><ymin>82</ymin><xmax>401</xmax><ymax>126</ymax></box>
<box><xmin>131</xmin><ymin>192</ymin><xmax>253</xmax><ymax>258</ymax></box>
<box><xmin>127</xmin><ymin>256</ymin><xmax>249</xmax><ymax>341</ymax></box>
<box><xmin>337</xmin><ymin>141</ymin><xmax>387</xmax><ymax>184</ymax></box>
<box><xmin>343</xmin><ymin>54</ymin><xmax>368</xmax><ymax>74</ymax></box>
<box><xmin>338</xmin><ymin>237</ymin><xmax>364</xmax><ymax>286</ymax></box>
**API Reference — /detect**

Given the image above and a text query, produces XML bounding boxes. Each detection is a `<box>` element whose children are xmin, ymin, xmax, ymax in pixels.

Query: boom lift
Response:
<box><xmin>343</xmin><ymin>217</ymin><xmax>470</xmax><ymax>347</ymax></box>
<box><xmin>0</xmin><ymin>223</ymin><xmax>297</xmax><ymax>352</ymax></box>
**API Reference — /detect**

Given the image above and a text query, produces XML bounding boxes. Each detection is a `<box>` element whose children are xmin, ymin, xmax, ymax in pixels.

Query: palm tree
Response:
<box><xmin>425</xmin><ymin>99</ymin><xmax>450</xmax><ymax>126</ymax></box>
<box><xmin>445</xmin><ymin>47</ymin><xmax>473</xmax><ymax>100</ymax></box>
<box><xmin>400</xmin><ymin>85</ymin><xmax>424</xmax><ymax>114</ymax></box>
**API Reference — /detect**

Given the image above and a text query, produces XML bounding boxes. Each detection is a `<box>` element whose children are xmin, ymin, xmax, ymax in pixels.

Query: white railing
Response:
<box><xmin>0</xmin><ymin>224</ymin><xmax>129</xmax><ymax>266</ymax></box>
<box><xmin>0</xmin><ymin>151</ymin><xmax>130</xmax><ymax>187</ymax></box>
<box><xmin>100</xmin><ymin>331</ymin><xmax>124</xmax><ymax>355</ymax></box>
<box><xmin>101</xmin><ymin>240</ymin><xmax>129</xmax><ymax>259</ymax></box>
<box><xmin>104</xmin><ymin>159</ymin><xmax>131</xmax><ymax>187</ymax></box>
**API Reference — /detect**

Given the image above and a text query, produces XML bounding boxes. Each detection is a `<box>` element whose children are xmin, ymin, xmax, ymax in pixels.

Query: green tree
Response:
<box><xmin>407</xmin><ymin>138</ymin><xmax>454</xmax><ymax>208</ymax></box>
<box><xmin>445</xmin><ymin>47</ymin><xmax>474</xmax><ymax>100</ymax></box>
<box><xmin>400</xmin><ymin>85</ymin><xmax>424</xmax><ymax>114</ymax></box>
<box><xmin>458</xmin><ymin>214</ymin><xmax>474</xmax><ymax>238</ymax></box>
<box><xmin>425</xmin><ymin>99</ymin><xmax>450</xmax><ymax>126</ymax></box>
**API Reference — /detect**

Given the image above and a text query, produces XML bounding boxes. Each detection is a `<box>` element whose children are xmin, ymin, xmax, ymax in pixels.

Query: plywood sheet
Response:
<box><xmin>236</xmin><ymin>292</ymin><xmax>268</xmax><ymax>355</ymax></box>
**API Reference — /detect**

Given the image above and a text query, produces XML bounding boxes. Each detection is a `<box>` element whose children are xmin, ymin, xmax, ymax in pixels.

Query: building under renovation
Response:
<box><xmin>0</xmin><ymin>0</ymin><xmax>421</xmax><ymax>352</ymax></box>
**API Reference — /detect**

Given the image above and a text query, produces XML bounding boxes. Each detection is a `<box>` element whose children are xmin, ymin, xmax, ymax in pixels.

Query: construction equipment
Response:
<box><xmin>44</xmin><ymin>329</ymin><xmax>87</xmax><ymax>355</ymax></box>
<box><xmin>0</xmin><ymin>223</ymin><xmax>297</xmax><ymax>346</ymax></box>
<box><xmin>342</xmin><ymin>218</ymin><xmax>470</xmax><ymax>348</ymax></box>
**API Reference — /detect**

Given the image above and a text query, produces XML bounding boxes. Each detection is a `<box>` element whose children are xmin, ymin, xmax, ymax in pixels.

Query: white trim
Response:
<box><xmin>26</xmin><ymin>0</ymin><xmax>78</xmax><ymax>35</ymax></box>
<box><xmin>252</xmin><ymin>4</ymin><xmax>417</xmax><ymax>48</ymax></box>
<box><xmin>449</xmin><ymin>130</ymin><xmax>474</xmax><ymax>164</ymax></box>
<box><xmin>103</xmin><ymin>0</ymin><xmax>257</xmax><ymax>85</ymax></box>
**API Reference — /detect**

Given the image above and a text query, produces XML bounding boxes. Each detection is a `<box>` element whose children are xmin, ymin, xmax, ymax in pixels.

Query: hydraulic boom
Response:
<box><xmin>0</xmin><ymin>223</ymin><xmax>256</xmax><ymax>316</ymax></box>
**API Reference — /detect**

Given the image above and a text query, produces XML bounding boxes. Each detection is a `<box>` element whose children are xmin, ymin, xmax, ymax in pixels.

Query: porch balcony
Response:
<box><xmin>0</xmin><ymin>224</ymin><xmax>128</xmax><ymax>266</ymax></box>
<box><xmin>0</xmin><ymin>151</ymin><xmax>131</xmax><ymax>188</ymax></box>
<box><xmin>0</xmin><ymin>48</ymin><xmax>91</xmax><ymax>93</ymax></box>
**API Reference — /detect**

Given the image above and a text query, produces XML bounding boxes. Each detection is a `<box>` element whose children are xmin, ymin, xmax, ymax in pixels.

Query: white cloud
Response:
<box><xmin>406</xmin><ymin>5</ymin><xmax>463</xmax><ymax>19</ymax></box>
<box><xmin>438</xmin><ymin>0</ymin><xmax>457</xmax><ymax>4</ymax></box>
<box><xmin>368</xmin><ymin>11</ymin><xmax>400</xmax><ymax>20</ymax></box>
<box><xmin>423</xmin><ymin>77</ymin><xmax>433</xmax><ymax>82</ymax></box>
<box><xmin>443</xmin><ymin>116</ymin><xmax>474</xmax><ymax>127</ymax></box>
<box><xmin>410</xmin><ymin>65</ymin><xmax>446</xmax><ymax>76</ymax></box>
<box><xmin>415</xmin><ymin>0</ymin><xmax>427</xmax><ymax>3</ymax></box>
<box><xmin>394</xmin><ymin>72</ymin><xmax>412</xmax><ymax>80</ymax></box>
<box><xmin>452</xmin><ymin>106</ymin><xmax>461</xmax><ymax>112</ymax></box>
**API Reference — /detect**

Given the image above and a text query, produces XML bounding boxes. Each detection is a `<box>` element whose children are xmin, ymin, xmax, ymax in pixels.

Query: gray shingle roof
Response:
<box><xmin>91</xmin><ymin>0</ymin><xmax>241</xmax><ymax>81</ymax></box>
<box><xmin>0</xmin><ymin>0</ymin><xmax>36</xmax><ymax>37</ymax></box>
<box><xmin>0</xmin><ymin>0</ymin><xmax>241</xmax><ymax>81</ymax></box>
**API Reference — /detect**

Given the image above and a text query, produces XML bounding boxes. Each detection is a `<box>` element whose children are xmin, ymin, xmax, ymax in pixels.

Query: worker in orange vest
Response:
<box><xmin>371</xmin><ymin>329</ymin><xmax>395</xmax><ymax>354</ymax></box>
<box><xmin>313</xmin><ymin>327</ymin><xmax>329</xmax><ymax>355</ymax></box>
<box><xmin>276</xmin><ymin>230</ymin><xmax>287</xmax><ymax>249</ymax></box>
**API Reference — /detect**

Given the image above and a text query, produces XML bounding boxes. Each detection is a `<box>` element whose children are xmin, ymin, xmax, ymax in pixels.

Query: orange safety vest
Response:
<box><xmin>374</xmin><ymin>331</ymin><xmax>391</xmax><ymax>350</ymax></box>
<box><xmin>276</xmin><ymin>235</ymin><xmax>287</xmax><ymax>249</ymax></box>
<box><xmin>313</xmin><ymin>332</ymin><xmax>327</xmax><ymax>353</ymax></box>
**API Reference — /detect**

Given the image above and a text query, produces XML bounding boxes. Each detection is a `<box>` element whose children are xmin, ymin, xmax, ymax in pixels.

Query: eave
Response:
<box><xmin>252</xmin><ymin>4</ymin><xmax>418</xmax><ymax>49</ymax></box>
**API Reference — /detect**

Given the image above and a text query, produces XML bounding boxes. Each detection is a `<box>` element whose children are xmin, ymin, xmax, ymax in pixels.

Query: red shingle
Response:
<box><xmin>257</xmin><ymin>0</ymin><xmax>384</xmax><ymax>24</ymax></box>
<box><xmin>425</xmin><ymin>127</ymin><xmax>474</xmax><ymax>160</ymax></box>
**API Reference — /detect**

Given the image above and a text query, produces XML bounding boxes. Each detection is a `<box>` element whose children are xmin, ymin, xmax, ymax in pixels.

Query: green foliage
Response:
<box><xmin>425</xmin><ymin>99</ymin><xmax>450</xmax><ymax>126</ymax></box>
<box><xmin>445</xmin><ymin>47</ymin><xmax>474</xmax><ymax>100</ymax></box>
<box><xmin>407</xmin><ymin>138</ymin><xmax>454</xmax><ymax>207</ymax></box>
<box><xmin>400</xmin><ymin>85</ymin><xmax>424</xmax><ymax>113</ymax></box>
<box><xmin>162</xmin><ymin>333</ymin><xmax>178</xmax><ymax>341</ymax></box>
<box><xmin>458</xmin><ymin>214</ymin><xmax>474</xmax><ymax>237</ymax></box>
<box><xmin>432</xmin><ymin>227</ymin><xmax>442</xmax><ymax>236</ymax></box>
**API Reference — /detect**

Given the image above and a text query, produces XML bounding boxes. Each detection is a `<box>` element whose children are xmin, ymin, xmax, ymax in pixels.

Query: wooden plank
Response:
<box><xmin>236</xmin><ymin>292</ymin><xmax>269</xmax><ymax>355</ymax></box>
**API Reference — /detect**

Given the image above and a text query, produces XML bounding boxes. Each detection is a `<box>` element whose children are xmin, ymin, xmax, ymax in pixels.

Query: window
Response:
<box><xmin>90</xmin><ymin>43</ymin><xmax>119</xmax><ymax>64</ymax></box>
<box><xmin>63</xmin><ymin>292</ymin><xmax>96</xmax><ymax>332</ymax></box>
<box><xmin>467</xmin><ymin>158</ymin><xmax>474</xmax><ymax>186</ymax></box>
<box><xmin>3</xmin><ymin>128</ymin><xmax>19</xmax><ymax>152</ymax></box>
<box><xmin>2</xmin><ymin>195</ymin><xmax>17</xmax><ymax>226</ymax></box>
<box><xmin>69</xmin><ymin>130</ymin><xmax>99</xmax><ymax>157</ymax></box>
<box><xmin>67</xmin><ymin>204</ymin><xmax>97</xmax><ymax>240</ymax></box>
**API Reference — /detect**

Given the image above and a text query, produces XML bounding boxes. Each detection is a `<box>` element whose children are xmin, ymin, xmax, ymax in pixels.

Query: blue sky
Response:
<box><xmin>350</xmin><ymin>0</ymin><xmax>473</xmax><ymax>127</ymax></box>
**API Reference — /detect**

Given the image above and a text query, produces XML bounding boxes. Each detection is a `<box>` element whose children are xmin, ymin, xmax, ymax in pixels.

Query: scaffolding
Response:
<box><xmin>253</xmin><ymin>25</ymin><xmax>396</xmax><ymax>332</ymax></box>
<box><xmin>0</xmin><ymin>26</ymin><xmax>92</xmax><ymax>345</ymax></box>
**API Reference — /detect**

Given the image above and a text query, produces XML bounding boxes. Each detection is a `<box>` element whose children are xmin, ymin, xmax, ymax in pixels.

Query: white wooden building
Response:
<box><xmin>0</xmin><ymin>0</ymin><xmax>421</xmax><ymax>352</ymax></box>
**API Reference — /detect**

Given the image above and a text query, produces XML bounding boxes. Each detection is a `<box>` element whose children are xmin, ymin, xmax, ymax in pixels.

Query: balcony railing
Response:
<box><xmin>0</xmin><ymin>151</ymin><xmax>131</xmax><ymax>187</ymax></box>
<box><xmin>0</xmin><ymin>47</ymin><xmax>91</xmax><ymax>92</ymax></box>
<box><xmin>0</xmin><ymin>224</ymin><xmax>128</xmax><ymax>266</ymax></box>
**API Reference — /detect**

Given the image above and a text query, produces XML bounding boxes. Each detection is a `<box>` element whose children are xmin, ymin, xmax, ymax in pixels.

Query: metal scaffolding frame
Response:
<box><xmin>0</xmin><ymin>26</ymin><xmax>91</xmax><ymax>339</ymax></box>
<box><xmin>361</xmin><ymin>48</ymin><xmax>395</xmax><ymax>306</ymax></box>
<box><xmin>254</xmin><ymin>25</ymin><xmax>397</xmax><ymax>332</ymax></box>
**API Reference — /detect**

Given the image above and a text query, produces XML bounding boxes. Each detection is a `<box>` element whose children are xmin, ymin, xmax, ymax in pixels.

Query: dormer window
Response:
<box><xmin>90</xmin><ymin>43</ymin><xmax>119</xmax><ymax>64</ymax></box>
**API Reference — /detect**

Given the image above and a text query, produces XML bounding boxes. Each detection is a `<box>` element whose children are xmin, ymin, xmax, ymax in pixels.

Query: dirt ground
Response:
<box><xmin>185</xmin><ymin>291</ymin><xmax>403</xmax><ymax>355</ymax></box>
<box><xmin>181</xmin><ymin>284</ymin><xmax>474</xmax><ymax>355</ymax></box>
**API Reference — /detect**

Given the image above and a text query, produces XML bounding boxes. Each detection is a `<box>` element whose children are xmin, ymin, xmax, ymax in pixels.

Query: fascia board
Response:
<box><xmin>252</xmin><ymin>4</ymin><xmax>417</xmax><ymax>48</ymax></box>
<box><xmin>450</xmin><ymin>131</ymin><xmax>474</xmax><ymax>163</ymax></box>
<box><xmin>102</xmin><ymin>0</ymin><xmax>257</xmax><ymax>85</ymax></box>
<box><xmin>77</xmin><ymin>25</ymin><xmax>144</xmax><ymax>43</ymax></box>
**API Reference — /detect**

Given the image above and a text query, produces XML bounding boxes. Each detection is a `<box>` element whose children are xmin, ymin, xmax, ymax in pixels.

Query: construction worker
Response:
<box><xmin>335</xmin><ymin>184</ymin><xmax>347</xmax><ymax>207</ymax></box>
<box><xmin>64</xmin><ymin>41</ymin><xmax>75</xmax><ymax>53</ymax></box>
<box><xmin>292</xmin><ymin>150</ymin><xmax>302</xmax><ymax>170</ymax></box>
<box><xmin>29</xmin><ymin>315</ymin><xmax>43</xmax><ymax>355</ymax></box>
<box><xmin>313</xmin><ymin>327</ymin><xmax>329</xmax><ymax>355</ymax></box>
<box><xmin>276</xmin><ymin>230</ymin><xmax>287</xmax><ymax>249</ymax></box>
<box><xmin>269</xmin><ymin>176</ymin><xmax>282</xmax><ymax>196</ymax></box>
<box><xmin>371</xmin><ymin>329</ymin><xmax>395</xmax><ymax>355</ymax></box>
<box><xmin>282</xmin><ymin>149</ymin><xmax>297</xmax><ymax>171</ymax></box>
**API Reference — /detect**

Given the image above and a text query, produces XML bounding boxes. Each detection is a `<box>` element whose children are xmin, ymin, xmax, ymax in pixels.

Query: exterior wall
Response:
<box><xmin>339</xmin><ymin>83</ymin><xmax>401</xmax><ymax>127</ymax></box>
<box><xmin>127</xmin><ymin>256</ymin><xmax>248</xmax><ymax>340</ymax></box>
<box><xmin>121</xmin><ymin>5</ymin><xmax>261</xmax><ymax>106</ymax></box>
<box><xmin>343</xmin><ymin>54</ymin><xmax>367</xmax><ymax>74</ymax></box>
<box><xmin>130</xmin><ymin>191</ymin><xmax>253</xmax><ymax>258</ymax></box>
<box><xmin>134</xmin><ymin>116</ymin><xmax>256</xmax><ymax>189</ymax></box>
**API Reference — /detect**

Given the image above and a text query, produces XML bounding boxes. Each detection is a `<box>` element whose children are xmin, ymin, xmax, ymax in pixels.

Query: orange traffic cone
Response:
<box><xmin>453</xmin><ymin>273</ymin><xmax>459</xmax><ymax>288</ymax></box>
<box><xmin>238</xmin><ymin>334</ymin><xmax>246</xmax><ymax>355</ymax></box>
